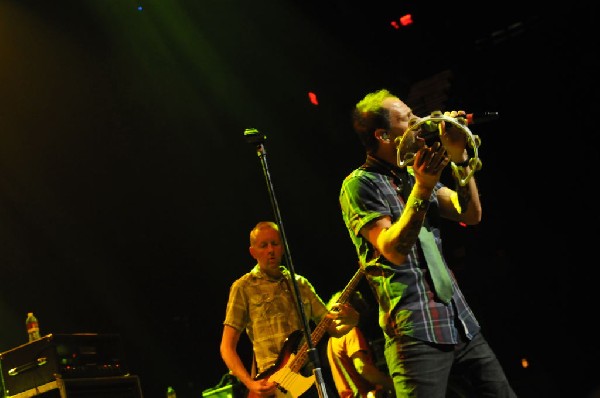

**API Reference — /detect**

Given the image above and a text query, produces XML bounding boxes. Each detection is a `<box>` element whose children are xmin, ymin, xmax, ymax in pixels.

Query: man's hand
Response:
<box><xmin>246</xmin><ymin>378</ymin><xmax>279</xmax><ymax>398</ymax></box>
<box><xmin>412</xmin><ymin>141</ymin><xmax>449</xmax><ymax>189</ymax></box>
<box><xmin>327</xmin><ymin>303</ymin><xmax>359</xmax><ymax>335</ymax></box>
<box><xmin>440</xmin><ymin>110</ymin><xmax>469</xmax><ymax>163</ymax></box>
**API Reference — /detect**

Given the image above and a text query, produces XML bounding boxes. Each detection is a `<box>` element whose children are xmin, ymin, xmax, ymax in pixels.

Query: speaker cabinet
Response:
<box><xmin>202</xmin><ymin>384</ymin><xmax>233</xmax><ymax>398</ymax></box>
<box><xmin>8</xmin><ymin>375</ymin><xmax>143</xmax><ymax>398</ymax></box>
<box><xmin>0</xmin><ymin>334</ymin><xmax>128</xmax><ymax>397</ymax></box>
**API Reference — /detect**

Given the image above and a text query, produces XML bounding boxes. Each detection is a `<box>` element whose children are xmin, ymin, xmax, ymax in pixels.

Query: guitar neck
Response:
<box><xmin>287</xmin><ymin>268</ymin><xmax>364</xmax><ymax>372</ymax></box>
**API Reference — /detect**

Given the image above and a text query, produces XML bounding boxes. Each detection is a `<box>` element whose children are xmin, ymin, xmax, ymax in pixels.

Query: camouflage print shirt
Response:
<box><xmin>223</xmin><ymin>265</ymin><xmax>329</xmax><ymax>373</ymax></box>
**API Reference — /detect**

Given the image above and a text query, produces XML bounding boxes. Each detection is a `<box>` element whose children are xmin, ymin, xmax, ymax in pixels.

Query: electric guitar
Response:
<box><xmin>248</xmin><ymin>267</ymin><xmax>365</xmax><ymax>398</ymax></box>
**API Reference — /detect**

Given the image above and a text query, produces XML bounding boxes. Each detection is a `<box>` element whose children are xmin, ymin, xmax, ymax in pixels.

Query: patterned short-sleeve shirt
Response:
<box><xmin>223</xmin><ymin>265</ymin><xmax>329</xmax><ymax>373</ymax></box>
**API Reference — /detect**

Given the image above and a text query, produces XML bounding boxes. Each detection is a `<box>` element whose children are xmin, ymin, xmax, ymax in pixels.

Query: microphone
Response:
<box><xmin>243</xmin><ymin>128</ymin><xmax>266</xmax><ymax>145</ymax></box>
<box><xmin>463</xmin><ymin>111</ymin><xmax>499</xmax><ymax>125</ymax></box>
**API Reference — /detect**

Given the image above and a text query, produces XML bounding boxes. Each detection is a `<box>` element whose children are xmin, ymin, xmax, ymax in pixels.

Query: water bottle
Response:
<box><xmin>26</xmin><ymin>312</ymin><xmax>41</xmax><ymax>342</ymax></box>
<box><xmin>166</xmin><ymin>386</ymin><xmax>176</xmax><ymax>398</ymax></box>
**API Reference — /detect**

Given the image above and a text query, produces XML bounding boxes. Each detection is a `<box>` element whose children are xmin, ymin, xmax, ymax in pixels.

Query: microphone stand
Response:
<box><xmin>244</xmin><ymin>128</ymin><xmax>329</xmax><ymax>398</ymax></box>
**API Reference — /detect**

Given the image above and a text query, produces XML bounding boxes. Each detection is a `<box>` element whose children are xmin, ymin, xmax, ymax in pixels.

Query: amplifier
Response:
<box><xmin>202</xmin><ymin>374</ymin><xmax>246</xmax><ymax>398</ymax></box>
<box><xmin>8</xmin><ymin>375</ymin><xmax>143</xmax><ymax>398</ymax></box>
<box><xmin>0</xmin><ymin>334</ymin><xmax>128</xmax><ymax>397</ymax></box>
<box><xmin>202</xmin><ymin>384</ymin><xmax>233</xmax><ymax>398</ymax></box>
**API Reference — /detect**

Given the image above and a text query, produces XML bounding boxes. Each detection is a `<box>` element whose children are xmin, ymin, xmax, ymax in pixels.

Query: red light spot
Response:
<box><xmin>390</xmin><ymin>21</ymin><xmax>400</xmax><ymax>29</ymax></box>
<box><xmin>308</xmin><ymin>92</ymin><xmax>319</xmax><ymax>106</ymax></box>
<box><xmin>400</xmin><ymin>14</ymin><xmax>413</xmax><ymax>26</ymax></box>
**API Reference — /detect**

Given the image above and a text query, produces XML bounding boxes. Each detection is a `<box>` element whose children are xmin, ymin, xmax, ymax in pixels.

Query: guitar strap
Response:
<box><xmin>282</xmin><ymin>275</ymin><xmax>304</xmax><ymax>329</ymax></box>
<box><xmin>251</xmin><ymin>353</ymin><xmax>257</xmax><ymax>378</ymax></box>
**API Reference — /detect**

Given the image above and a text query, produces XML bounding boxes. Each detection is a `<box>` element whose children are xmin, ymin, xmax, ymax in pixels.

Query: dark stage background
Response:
<box><xmin>0</xmin><ymin>2</ymin><xmax>598</xmax><ymax>397</ymax></box>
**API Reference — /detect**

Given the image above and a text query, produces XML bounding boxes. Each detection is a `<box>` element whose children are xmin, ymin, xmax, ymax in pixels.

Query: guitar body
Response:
<box><xmin>269</xmin><ymin>365</ymin><xmax>315</xmax><ymax>398</ymax></box>
<box><xmin>247</xmin><ymin>330</ymin><xmax>310</xmax><ymax>398</ymax></box>
<box><xmin>247</xmin><ymin>268</ymin><xmax>364</xmax><ymax>398</ymax></box>
<box><xmin>247</xmin><ymin>357</ymin><xmax>314</xmax><ymax>398</ymax></box>
<box><xmin>253</xmin><ymin>330</ymin><xmax>304</xmax><ymax>382</ymax></box>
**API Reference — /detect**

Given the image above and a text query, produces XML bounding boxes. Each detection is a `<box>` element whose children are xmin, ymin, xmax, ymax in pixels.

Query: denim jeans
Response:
<box><xmin>384</xmin><ymin>332</ymin><xmax>517</xmax><ymax>398</ymax></box>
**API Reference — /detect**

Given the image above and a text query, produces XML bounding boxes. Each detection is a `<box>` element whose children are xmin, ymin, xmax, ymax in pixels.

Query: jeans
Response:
<box><xmin>384</xmin><ymin>332</ymin><xmax>517</xmax><ymax>398</ymax></box>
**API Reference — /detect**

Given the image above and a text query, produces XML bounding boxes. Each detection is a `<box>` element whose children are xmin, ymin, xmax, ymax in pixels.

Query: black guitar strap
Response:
<box><xmin>251</xmin><ymin>353</ymin><xmax>257</xmax><ymax>378</ymax></box>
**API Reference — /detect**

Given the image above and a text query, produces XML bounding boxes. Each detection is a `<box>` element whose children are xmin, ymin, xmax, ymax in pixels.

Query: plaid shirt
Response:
<box><xmin>223</xmin><ymin>265</ymin><xmax>329</xmax><ymax>373</ymax></box>
<box><xmin>339</xmin><ymin>155</ymin><xmax>480</xmax><ymax>344</ymax></box>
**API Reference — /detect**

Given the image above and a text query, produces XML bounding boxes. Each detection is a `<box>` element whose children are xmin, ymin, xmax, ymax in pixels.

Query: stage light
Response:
<box><xmin>399</xmin><ymin>14</ymin><xmax>413</xmax><ymax>27</ymax></box>
<box><xmin>391</xmin><ymin>14</ymin><xmax>413</xmax><ymax>30</ymax></box>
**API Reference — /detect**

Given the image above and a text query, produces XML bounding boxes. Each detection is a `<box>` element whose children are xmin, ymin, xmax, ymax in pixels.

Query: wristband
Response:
<box><xmin>407</xmin><ymin>196</ymin><xmax>430</xmax><ymax>212</ymax></box>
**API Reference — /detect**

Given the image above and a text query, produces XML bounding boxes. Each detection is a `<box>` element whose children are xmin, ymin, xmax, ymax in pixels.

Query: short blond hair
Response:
<box><xmin>249</xmin><ymin>221</ymin><xmax>279</xmax><ymax>246</ymax></box>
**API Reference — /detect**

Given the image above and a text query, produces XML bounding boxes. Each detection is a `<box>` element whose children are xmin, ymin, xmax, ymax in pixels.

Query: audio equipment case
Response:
<box><xmin>202</xmin><ymin>384</ymin><xmax>234</xmax><ymax>398</ymax></box>
<box><xmin>0</xmin><ymin>334</ymin><xmax>129</xmax><ymax>397</ymax></box>
<box><xmin>6</xmin><ymin>375</ymin><xmax>143</xmax><ymax>398</ymax></box>
<box><xmin>202</xmin><ymin>373</ymin><xmax>247</xmax><ymax>398</ymax></box>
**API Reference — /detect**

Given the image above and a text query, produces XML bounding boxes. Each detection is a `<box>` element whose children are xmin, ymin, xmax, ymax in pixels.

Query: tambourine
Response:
<box><xmin>395</xmin><ymin>111</ymin><xmax>482</xmax><ymax>186</ymax></box>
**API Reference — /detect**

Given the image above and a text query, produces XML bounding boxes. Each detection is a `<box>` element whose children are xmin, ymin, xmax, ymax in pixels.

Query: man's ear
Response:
<box><xmin>376</xmin><ymin>128</ymin><xmax>389</xmax><ymax>142</ymax></box>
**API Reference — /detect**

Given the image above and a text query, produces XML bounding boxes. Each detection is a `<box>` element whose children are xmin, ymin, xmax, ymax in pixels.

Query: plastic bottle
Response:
<box><xmin>26</xmin><ymin>312</ymin><xmax>41</xmax><ymax>342</ymax></box>
<box><xmin>166</xmin><ymin>386</ymin><xmax>176</xmax><ymax>398</ymax></box>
